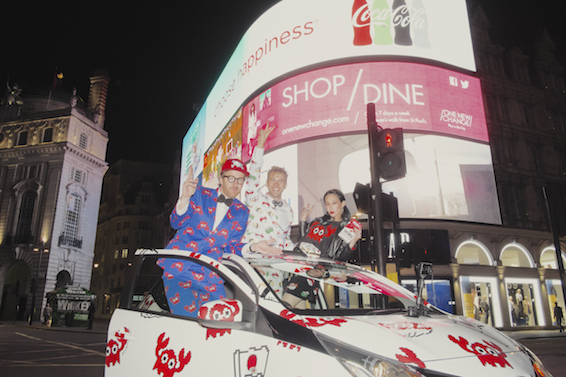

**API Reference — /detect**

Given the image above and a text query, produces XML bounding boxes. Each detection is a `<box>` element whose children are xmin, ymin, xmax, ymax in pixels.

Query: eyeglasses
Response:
<box><xmin>222</xmin><ymin>175</ymin><xmax>245</xmax><ymax>185</ymax></box>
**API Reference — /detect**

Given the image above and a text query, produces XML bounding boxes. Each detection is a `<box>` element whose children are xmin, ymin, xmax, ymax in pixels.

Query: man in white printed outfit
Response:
<box><xmin>242</xmin><ymin>123</ymin><xmax>292</xmax><ymax>256</ymax></box>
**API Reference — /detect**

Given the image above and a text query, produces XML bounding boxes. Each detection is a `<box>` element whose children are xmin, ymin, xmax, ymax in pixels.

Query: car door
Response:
<box><xmin>105</xmin><ymin>249</ymin><xmax>345</xmax><ymax>377</ymax></box>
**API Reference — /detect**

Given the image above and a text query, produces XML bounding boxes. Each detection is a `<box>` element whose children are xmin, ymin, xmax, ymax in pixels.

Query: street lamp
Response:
<box><xmin>29</xmin><ymin>248</ymin><xmax>49</xmax><ymax>325</ymax></box>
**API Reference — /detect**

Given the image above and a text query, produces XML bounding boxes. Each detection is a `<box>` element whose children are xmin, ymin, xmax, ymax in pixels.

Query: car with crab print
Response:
<box><xmin>105</xmin><ymin>248</ymin><xmax>552</xmax><ymax>377</ymax></box>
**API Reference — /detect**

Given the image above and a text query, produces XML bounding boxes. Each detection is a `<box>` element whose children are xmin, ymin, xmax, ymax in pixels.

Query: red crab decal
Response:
<box><xmin>198</xmin><ymin>299</ymin><xmax>242</xmax><ymax>339</ymax></box>
<box><xmin>191</xmin><ymin>204</ymin><xmax>203</xmax><ymax>215</ymax></box>
<box><xmin>183</xmin><ymin>227</ymin><xmax>194</xmax><ymax>236</ymax></box>
<box><xmin>178</xmin><ymin>281</ymin><xmax>192</xmax><ymax>289</ymax></box>
<box><xmin>306</xmin><ymin>222</ymin><xmax>336</xmax><ymax>243</ymax></box>
<box><xmin>448</xmin><ymin>335</ymin><xmax>512</xmax><ymax>368</ymax></box>
<box><xmin>207</xmin><ymin>236</ymin><xmax>216</xmax><ymax>246</ymax></box>
<box><xmin>197</xmin><ymin>221</ymin><xmax>209</xmax><ymax>231</ymax></box>
<box><xmin>192</xmin><ymin>271</ymin><xmax>205</xmax><ymax>281</ymax></box>
<box><xmin>105</xmin><ymin>328</ymin><xmax>129</xmax><ymax>367</ymax></box>
<box><xmin>280</xmin><ymin>309</ymin><xmax>346</xmax><ymax>328</ymax></box>
<box><xmin>184</xmin><ymin>301</ymin><xmax>197</xmax><ymax>313</ymax></box>
<box><xmin>396</xmin><ymin>347</ymin><xmax>426</xmax><ymax>368</ymax></box>
<box><xmin>153</xmin><ymin>333</ymin><xmax>191</xmax><ymax>377</ymax></box>
<box><xmin>218</xmin><ymin>228</ymin><xmax>229</xmax><ymax>238</ymax></box>
<box><xmin>171</xmin><ymin>261</ymin><xmax>184</xmax><ymax>271</ymax></box>
<box><xmin>202</xmin><ymin>189</ymin><xmax>212</xmax><ymax>197</ymax></box>
<box><xmin>169</xmin><ymin>292</ymin><xmax>180</xmax><ymax>305</ymax></box>
<box><xmin>235</xmin><ymin>203</ymin><xmax>246</xmax><ymax>210</ymax></box>
<box><xmin>187</xmin><ymin>241</ymin><xmax>198</xmax><ymax>252</ymax></box>
<box><xmin>208</xmin><ymin>207</ymin><xmax>216</xmax><ymax>214</ymax></box>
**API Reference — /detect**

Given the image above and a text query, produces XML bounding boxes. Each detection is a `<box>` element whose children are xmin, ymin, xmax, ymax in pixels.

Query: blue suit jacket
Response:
<box><xmin>163</xmin><ymin>186</ymin><xmax>249</xmax><ymax>316</ymax></box>
<box><xmin>166</xmin><ymin>186</ymin><xmax>249</xmax><ymax>259</ymax></box>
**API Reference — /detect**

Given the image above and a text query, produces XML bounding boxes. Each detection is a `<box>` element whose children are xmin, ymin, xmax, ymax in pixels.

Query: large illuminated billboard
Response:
<box><xmin>181</xmin><ymin>0</ymin><xmax>501</xmax><ymax>225</ymax></box>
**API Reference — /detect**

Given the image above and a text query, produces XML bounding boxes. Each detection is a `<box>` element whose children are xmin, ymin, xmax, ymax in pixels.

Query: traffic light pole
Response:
<box><xmin>367</xmin><ymin>103</ymin><xmax>386</xmax><ymax>275</ymax></box>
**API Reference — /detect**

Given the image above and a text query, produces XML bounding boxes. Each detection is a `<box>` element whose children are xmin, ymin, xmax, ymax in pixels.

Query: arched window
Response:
<box><xmin>15</xmin><ymin>190</ymin><xmax>36</xmax><ymax>243</ymax></box>
<box><xmin>56</xmin><ymin>270</ymin><xmax>73</xmax><ymax>288</ymax></box>
<box><xmin>500</xmin><ymin>243</ymin><xmax>535</xmax><ymax>267</ymax></box>
<box><xmin>456</xmin><ymin>240</ymin><xmax>494</xmax><ymax>266</ymax></box>
<box><xmin>540</xmin><ymin>247</ymin><xmax>566</xmax><ymax>269</ymax></box>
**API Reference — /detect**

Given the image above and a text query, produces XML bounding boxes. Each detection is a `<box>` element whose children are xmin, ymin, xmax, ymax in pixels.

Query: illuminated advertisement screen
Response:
<box><xmin>198</xmin><ymin>61</ymin><xmax>500</xmax><ymax>225</ymax></box>
<box><xmin>240</xmin><ymin>62</ymin><xmax>487</xmax><ymax>158</ymax></box>
<box><xmin>190</xmin><ymin>0</ymin><xmax>474</xmax><ymax>152</ymax></box>
<box><xmin>182</xmin><ymin>0</ymin><xmax>500</xmax><ymax>225</ymax></box>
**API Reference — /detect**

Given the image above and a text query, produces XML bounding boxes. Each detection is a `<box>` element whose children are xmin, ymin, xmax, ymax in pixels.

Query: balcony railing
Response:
<box><xmin>58</xmin><ymin>234</ymin><xmax>83</xmax><ymax>249</ymax></box>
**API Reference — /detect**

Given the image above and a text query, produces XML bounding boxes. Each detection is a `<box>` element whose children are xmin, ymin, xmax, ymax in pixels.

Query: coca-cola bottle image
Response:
<box><xmin>411</xmin><ymin>0</ymin><xmax>430</xmax><ymax>48</ymax></box>
<box><xmin>372</xmin><ymin>0</ymin><xmax>392</xmax><ymax>45</ymax></box>
<box><xmin>352</xmin><ymin>0</ymin><xmax>372</xmax><ymax>46</ymax></box>
<box><xmin>392</xmin><ymin>0</ymin><xmax>412</xmax><ymax>46</ymax></box>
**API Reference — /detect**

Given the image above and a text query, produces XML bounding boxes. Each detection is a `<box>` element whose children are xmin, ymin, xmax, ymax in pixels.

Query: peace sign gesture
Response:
<box><xmin>178</xmin><ymin>165</ymin><xmax>198</xmax><ymax>209</ymax></box>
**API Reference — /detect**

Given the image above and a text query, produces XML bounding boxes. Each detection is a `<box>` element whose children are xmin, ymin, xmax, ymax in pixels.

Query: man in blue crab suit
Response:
<box><xmin>158</xmin><ymin>159</ymin><xmax>250</xmax><ymax>317</ymax></box>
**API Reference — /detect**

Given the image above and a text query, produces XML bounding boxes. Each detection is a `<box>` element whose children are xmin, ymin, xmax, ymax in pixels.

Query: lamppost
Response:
<box><xmin>29</xmin><ymin>248</ymin><xmax>49</xmax><ymax>325</ymax></box>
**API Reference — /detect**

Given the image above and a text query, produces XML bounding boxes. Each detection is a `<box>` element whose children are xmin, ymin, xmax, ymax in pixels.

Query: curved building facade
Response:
<box><xmin>178</xmin><ymin>0</ymin><xmax>566</xmax><ymax>331</ymax></box>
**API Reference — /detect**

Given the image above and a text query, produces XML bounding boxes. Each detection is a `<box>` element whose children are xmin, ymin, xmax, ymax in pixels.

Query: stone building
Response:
<box><xmin>90</xmin><ymin>159</ymin><xmax>173</xmax><ymax>319</ymax></box>
<box><xmin>393</xmin><ymin>4</ymin><xmax>566</xmax><ymax>331</ymax></box>
<box><xmin>0</xmin><ymin>70</ymin><xmax>109</xmax><ymax>322</ymax></box>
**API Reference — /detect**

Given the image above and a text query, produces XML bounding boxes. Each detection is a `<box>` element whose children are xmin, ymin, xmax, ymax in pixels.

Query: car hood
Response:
<box><xmin>302</xmin><ymin>312</ymin><xmax>534</xmax><ymax>376</ymax></box>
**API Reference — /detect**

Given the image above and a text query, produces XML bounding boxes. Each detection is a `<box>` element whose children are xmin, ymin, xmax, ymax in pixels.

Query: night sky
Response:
<box><xmin>1</xmin><ymin>0</ymin><xmax>564</xmax><ymax>166</ymax></box>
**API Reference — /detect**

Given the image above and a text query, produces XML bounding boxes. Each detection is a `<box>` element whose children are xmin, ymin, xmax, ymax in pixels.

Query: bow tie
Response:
<box><xmin>217</xmin><ymin>194</ymin><xmax>233</xmax><ymax>206</ymax></box>
<box><xmin>272</xmin><ymin>199</ymin><xmax>284</xmax><ymax>207</ymax></box>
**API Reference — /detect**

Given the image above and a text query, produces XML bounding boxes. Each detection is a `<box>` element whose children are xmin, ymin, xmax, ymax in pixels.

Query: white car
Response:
<box><xmin>105</xmin><ymin>249</ymin><xmax>551</xmax><ymax>377</ymax></box>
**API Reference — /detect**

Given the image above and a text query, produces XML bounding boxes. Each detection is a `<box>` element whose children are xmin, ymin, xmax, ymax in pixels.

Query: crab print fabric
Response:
<box><xmin>161</xmin><ymin>186</ymin><xmax>249</xmax><ymax>317</ymax></box>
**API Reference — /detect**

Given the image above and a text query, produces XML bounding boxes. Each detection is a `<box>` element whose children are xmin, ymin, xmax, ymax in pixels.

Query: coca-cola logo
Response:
<box><xmin>352</xmin><ymin>2</ymin><xmax>371</xmax><ymax>28</ymax></box>
<box><xmin>391</xmin><ymin>5</ymin><xmax>410</xmax><ymax>28</ymax></box>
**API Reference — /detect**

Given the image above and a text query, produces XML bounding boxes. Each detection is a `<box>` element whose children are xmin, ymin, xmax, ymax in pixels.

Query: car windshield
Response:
<box><xmin>247</xmin><ymin>255</ymin><xmax>420</xmax><ymax>315</ymax></box>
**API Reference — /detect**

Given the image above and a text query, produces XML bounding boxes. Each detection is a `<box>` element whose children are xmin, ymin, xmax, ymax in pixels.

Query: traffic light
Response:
<box><xmin>377</xmin><ymin>128</ymin><xmax>406</xmax><ymax>181</ymax></box>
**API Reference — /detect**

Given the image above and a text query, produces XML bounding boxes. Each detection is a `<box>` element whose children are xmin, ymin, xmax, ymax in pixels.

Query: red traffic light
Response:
<box><xmin>376</xmin><ymin>128</ymin><xmax>406</xmax><ymax>181</ymax></box>
<box><xmin>378</xmin><ymin>129</ymin><xmax>402</xmax><ymax>149</ymax></box>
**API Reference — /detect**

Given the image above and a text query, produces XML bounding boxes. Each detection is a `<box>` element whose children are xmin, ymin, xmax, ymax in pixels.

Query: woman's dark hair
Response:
<box><xmin>321</xmin><ymin>189</ymin><xmax>351</xmax><ymax>225</ymax></box>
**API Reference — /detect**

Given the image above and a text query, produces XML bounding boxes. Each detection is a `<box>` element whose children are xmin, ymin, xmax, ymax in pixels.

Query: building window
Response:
<box><xmin>140</xmin><ymin>208</ymin><xmax>150</xmax><ymax>215</ymax></box>
<box><xmin>43</xmin><ymin>128</ymin><xmax>53</xmax><ymax>142</ymax></box>
<box><xmin>123</xmin><ymin>221</ymin><xmax>130</xmax><ymax>230</ymax></box>
<box><xmin>139</xmin><ymin>221</ymin><xmax>149</xmax><ymax>230</ymax></box>
<box><xmin>116</xmin><ymin>223</ymin><xmax>121</xmax><ymax>231</ymax></box>
<box><xmin>63</xmin><ymin>193</ymin><xmax>81</xmax><ymax>241</ymax></box>
<box><xmin>114</xmin><ymin>250</ymin><xmax>119</xmax><ymax>259</ymax></box>
<box><xmin>17</xmin><ymin>131</ymin><xmax>28</xmax><ymax>146</ymax></box>
<box><xmin>141</xmin><ymin>195</ymin><xmax>151</xmax><ymax>204</ymax></box>
<box><xmin>122</xmin><ymin>235</ymin><xmax>128</xmax><ymax>244</ymax></box>
<box><xmin>79</xmin><ymin>133</ymin><xmax>87</xmax><ymax>149</ymax></box>
<box><xmin>121</xmin><ymin>249</ymin><xmax>128</xmax><ymax>258</ymax></box>
<box><xmin>15</xmin><ymin>191</ymin><xmax>36</xmax><ymax>243</ymax></box>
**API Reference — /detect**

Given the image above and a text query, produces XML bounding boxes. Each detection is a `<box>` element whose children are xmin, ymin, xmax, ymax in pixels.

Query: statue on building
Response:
<box><xmin>70</xmin><ymin>87</ymin><xmax>78</xmax><ymax>108</ymax></box>
<box><xmin>1</xmin><ymin>82</ymin><xmax>24</xmax><ymax>107</ymax></box>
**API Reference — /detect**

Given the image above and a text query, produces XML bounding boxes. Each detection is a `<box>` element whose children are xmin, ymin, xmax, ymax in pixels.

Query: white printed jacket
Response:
<box><xmin>242</xmin><ymin>147</ymin><xmax>294</xmax><ymax>249</ymax></box>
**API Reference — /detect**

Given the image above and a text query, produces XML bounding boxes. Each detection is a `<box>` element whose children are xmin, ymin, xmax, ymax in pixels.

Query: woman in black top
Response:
<box><xmin>297</xmin><ymin>189</ymin><xmax>361</xmax><ymax>261</ymax></box>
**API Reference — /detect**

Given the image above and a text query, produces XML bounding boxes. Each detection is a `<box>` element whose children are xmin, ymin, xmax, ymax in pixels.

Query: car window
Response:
<box><xmin>249</xmin><ymin>257</ymin><xmax>417</xmax><ymax>314</ymax></box>
<box><xmin>129</xmin><ymin>255</ymin><xmax>236</xmax><ymax>318</ymax></box>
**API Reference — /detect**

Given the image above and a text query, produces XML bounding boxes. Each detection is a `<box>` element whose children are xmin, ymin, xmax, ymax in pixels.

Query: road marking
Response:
<box><xmin>15</xmin><ymin>332</ymin><xmax>105</xmax><ymax>357</ymax></box>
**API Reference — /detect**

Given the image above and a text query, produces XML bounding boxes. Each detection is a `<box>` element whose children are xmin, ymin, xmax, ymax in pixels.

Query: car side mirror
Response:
<box><xmin>197</xmin><ymin>298</ymin><xmax>243</xmax><ymax>322</ymax></box>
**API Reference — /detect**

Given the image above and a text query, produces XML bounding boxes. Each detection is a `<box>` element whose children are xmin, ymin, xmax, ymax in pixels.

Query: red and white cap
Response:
<box><xmin>221</xmin><ymin>159</ymin><xmax>249</xmax><ymax>177</ymax></box>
